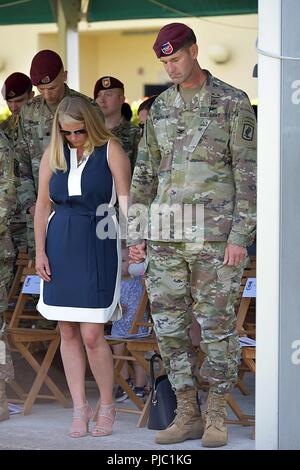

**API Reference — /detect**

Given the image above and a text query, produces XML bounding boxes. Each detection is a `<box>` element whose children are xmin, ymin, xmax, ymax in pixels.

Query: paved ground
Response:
<box><xmin>0</xmin><ymin>372</ymin><xmax>255</xmax><ymax>451</ymax></box>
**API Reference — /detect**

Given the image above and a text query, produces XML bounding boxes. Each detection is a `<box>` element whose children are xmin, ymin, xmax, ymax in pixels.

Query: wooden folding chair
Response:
<box><xmin>94</xmin><ymin>282</ymin><xmax>160</xmax><ymax>427</ymax></box>
<box><xmin>3</xmin><ymin>251</ymin><xmax>33</xmax><ymax>328</ymax></box>
<box><xmin>6</xmin><ymin>266</ymin><xmax>70</xmax><ymax>415</ymax></box>
<box><xmin>225</xmin><ymin>256</ymin><xmax>256</xmax><ymax>427</ymax></box>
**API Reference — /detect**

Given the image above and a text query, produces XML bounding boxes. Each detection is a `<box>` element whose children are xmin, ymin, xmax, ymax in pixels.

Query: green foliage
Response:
<box><xmin>130</xmin><ymin>100</ymin><xmax>142</xmax><ymax>126</ymax></box>
<box><xmin>0</xmin><ymin>106</ymin><xmax>11</xmax><ymax>123</ymax></box>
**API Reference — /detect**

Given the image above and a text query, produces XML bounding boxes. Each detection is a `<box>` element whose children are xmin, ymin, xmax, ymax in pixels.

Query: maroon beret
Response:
<box><xmin>1</xmin><ymin>72</ymin><xmax>32</xmax><ymax>100</ymax></box>
<box><xmin>94</xmin><ymin>76</ymin><xmax>124</xmax><ymax>99</ymax></box>
<box><xmin>30</xmin><ymin>50</ymin><xmax>63</xmax><ymax>86</ymax></box>
<box><xmin>153</xmin><ymin>23</ymin><xmax>196</xmax><ymax>58</ymax></box>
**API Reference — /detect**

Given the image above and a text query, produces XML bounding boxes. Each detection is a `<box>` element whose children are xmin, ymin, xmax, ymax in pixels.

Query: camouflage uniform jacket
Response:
<box><xmin>1</xmin><ymin>115</ymin><xmax>25</xmax><ymax>225</ymax></box>
<box><xmin>112</xmin><ymin>117</ymin><xmax>141</xmax><ymax>173</ymax></box>
<box><xmin>17</xmin><ymin>85</ymin><xmax>96</xmax><ymax>211</ymax></box>
<box><xmin>128</xmin><ymin>71</ymin><xmax>256</xmax><ymax>246</ymax></box>
<box><xmin>0</xmin><ymin>127</ymin><xmax>18</xmax><ymax>258</ymax></box>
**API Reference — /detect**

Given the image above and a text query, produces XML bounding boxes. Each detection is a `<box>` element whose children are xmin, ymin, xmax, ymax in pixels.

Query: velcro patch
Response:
<box><xmin>242</xmin><ymin>123</ymin><xmax>254</xmax><ymax>141</ymax></box>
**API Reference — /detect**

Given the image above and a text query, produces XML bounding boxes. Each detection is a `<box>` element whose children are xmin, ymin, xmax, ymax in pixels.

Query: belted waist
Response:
<box><xmin>54</xmin><ymin>206</ymin><xmax>98</xmax><ymax>217</ymax></box>
<box><xmin>52</xmin><ymin>204</ymin><xmax>117</xmax><ymax>295</ymax></box>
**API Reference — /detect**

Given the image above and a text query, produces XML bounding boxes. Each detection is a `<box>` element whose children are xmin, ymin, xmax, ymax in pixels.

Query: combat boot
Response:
<box><xmin>0</xmin><ymin>380</ymin><xmax>9</xmax><ymax>422</ymax></box>
<box><xmin>155</xmin><ymin>389</ymin><xmax>203</xmax><ymax>444</ymax></box>
<box><xmin>202</xmin><ymin>391</ymin><xmax>228</xmax><ymax>447</ymax></box>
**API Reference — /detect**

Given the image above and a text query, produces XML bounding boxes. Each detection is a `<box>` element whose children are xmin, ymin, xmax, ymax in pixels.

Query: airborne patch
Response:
<box><xmin>161</xmin><ymin>42</ymin><xmax>174</xmax><ymax>55</ymax></box>
<box><xmin>40</xmin><ymin>75</ymin><xmax>51</xmax><ymax>84</ymax></box>
<box><xmin>242</xmin><ymin>123</ymin><xmax>254</xmax><ymax>141</ymax></box>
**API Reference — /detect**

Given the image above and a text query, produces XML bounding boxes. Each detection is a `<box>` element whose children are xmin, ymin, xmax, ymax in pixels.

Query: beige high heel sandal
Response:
<box><xmin>68</xmin><ymin>402</ymin><xmax>93</xmax><ymax>438</ymax></box>
<box><xmin>91</xmin><ymin>403</ymin><xmax>116</xmax><ymax>437</ymax></box>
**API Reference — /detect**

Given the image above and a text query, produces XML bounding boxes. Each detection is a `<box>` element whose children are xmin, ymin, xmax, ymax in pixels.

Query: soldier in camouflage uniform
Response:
<box><xmin>17</xmin><ymin>50</ymin><xmax>101</xmax><ymax>257</ymax></box>
<box><xmin>94</xmin><ymin>76</ymin><xmax>140</xmax><ymax>173</ymax></box>
<box><xmin>0</xmin><ymin>126</ymin><xmax>19</xmax><ymax>421</ymax></box>
<box><xmin>1</xmin><ymin>72</ymin><xmax>34</xmax><ymax>255</ymax></box>
<box><xmin>128</xmin><ymin>23</ymin><xmax>256</xmax><ymax>447</ymax></box>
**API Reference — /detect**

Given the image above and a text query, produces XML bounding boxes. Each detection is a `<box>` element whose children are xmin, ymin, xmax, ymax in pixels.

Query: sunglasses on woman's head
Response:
<box><xmin>60</xmin><ymin>128</ymin><xmax>87</xmax><ymax>136</ymax></box>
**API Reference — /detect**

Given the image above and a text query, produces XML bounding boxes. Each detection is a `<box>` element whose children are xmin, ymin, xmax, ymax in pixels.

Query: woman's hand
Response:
<box><xmin>129</xmin><ymin>241</ymin><xmax>146</xmax><ymax>263</ymax></box>
<box><xmin>36</xmin><ymin>252</ymin><xmax>51</xmax><ymax>282</ymax></box>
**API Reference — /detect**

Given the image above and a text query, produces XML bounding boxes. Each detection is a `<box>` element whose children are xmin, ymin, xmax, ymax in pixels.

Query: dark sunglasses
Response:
<box><xmin>60</xmin><ymin>128</ymin><xmax>87</xmax><ymax>136</ymax></box>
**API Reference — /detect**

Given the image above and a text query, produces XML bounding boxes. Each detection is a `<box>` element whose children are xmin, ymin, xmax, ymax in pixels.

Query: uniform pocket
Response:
<box><xmin>217</xmin><ymin>255</ymin><xmax>249</xmax><ymax>282</ymax></box>
<box><xmin>217</xmin><ymin>265</ymin><xmax>239</xmax><ymax>282</ymax></box>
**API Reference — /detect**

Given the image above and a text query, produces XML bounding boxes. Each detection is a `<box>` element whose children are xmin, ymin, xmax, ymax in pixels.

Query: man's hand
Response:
<box><xmin>223</xmin><ymin>243</ymin><xmax>247</xmax><ymax>267</ymax></box>
<box><xmin>129</xmin><ymin>241</ymin><xmax>146</xmax><ymax>264</ymax></box>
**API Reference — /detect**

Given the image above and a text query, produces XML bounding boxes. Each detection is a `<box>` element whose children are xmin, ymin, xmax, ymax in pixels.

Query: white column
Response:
<box><xmin>66</xmin><ymin>28</ymin><xmax>80</xmax><ymax>91</ymax></box>
<box><xmin>255</xmin><ymin>0</ymin><xmax>281</xmax><ymax>450</ymax></box>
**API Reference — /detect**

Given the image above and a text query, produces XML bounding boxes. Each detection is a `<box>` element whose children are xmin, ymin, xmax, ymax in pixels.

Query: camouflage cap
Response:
<box><xmin>30</xmin><ymin>50</ymin><xmax>63</xmax><ymax>86</ymax></box>
<box><xmin>153</xmin><ymin>23</ymin><xmax>196</xmax><ymax>58</ymax></box>
<box><xmin>94</xmin><ymin>76</ymin><xmax>124</xmax><ymax>99</ymax></box>
<box><xmin>1</xmin><ymin>72</ymin><xmax>32</xmax><ymax>100</ymax></box>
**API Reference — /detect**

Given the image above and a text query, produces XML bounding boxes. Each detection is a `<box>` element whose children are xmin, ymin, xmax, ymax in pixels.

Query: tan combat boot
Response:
<box><xmin>202</xmin><ymin>391</ymin><xmax>228</xmax><ymax>447</ymax></box>
<box><xmin>0</xmin><ymin>380</ymin><xmax>9</xmax><ymax>422</ymax></box>
<box><xmin>155</xmin><ymin>389</ymin><xmax>203</xmax><ymax>444</ymax></box>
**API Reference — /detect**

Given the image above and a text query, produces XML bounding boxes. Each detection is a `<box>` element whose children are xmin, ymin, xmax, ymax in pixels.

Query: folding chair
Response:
<box><xmin>6</xmin><ymin>266</ymin><xmax>70</xmax><ymax>415</ymax></box>
<box><xmin>225</xmin><ymin>256</ymin><xmax>256</xmax><ymax>427</ymax></box>
<box><xmin>7</xmin><ymin>250</ymin><xmax>33</xmax><ymax>306</ymax></box>
<box><xmin>94</xmin><ymin>282</ymin><xmax>160</xmax><ymax>427</ymax></box>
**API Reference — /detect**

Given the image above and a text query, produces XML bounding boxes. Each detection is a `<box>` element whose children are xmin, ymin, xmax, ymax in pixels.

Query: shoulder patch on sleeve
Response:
<box><xmin>242</xmin><ymin>121</ymin><xmax>255</xmax><ymax>141</ymax></box>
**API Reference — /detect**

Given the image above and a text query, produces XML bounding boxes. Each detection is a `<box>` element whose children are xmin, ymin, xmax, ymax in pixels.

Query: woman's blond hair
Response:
<box><xmin>49</xmin><ymin>95</ymin><xmax>113</xmax><ymax>172</ymax></box>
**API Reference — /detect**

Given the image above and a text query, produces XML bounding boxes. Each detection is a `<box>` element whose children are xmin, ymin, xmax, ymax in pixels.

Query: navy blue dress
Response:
<box><xmin>37</xmin><ymin>143</ymin><xmax>122</xmax><ymax>323</ymax></box>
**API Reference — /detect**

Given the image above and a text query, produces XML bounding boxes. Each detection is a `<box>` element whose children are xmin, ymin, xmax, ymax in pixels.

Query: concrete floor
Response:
<box><xmin>0</xmin><ymin>374</ymin><xmax>255</xmax><ymax>451</ymax></box>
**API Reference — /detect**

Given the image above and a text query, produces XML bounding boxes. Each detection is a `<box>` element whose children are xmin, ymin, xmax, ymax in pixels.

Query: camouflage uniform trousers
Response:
<box><xmin>0</xmin><ymin>256</ymin><xmax>15</xmax><ymax>382</ymax></box>
<box><xmin>26</xmin><ymin>212</ymin><xmax>35</xmax><ymax>258</ymax></box>
<box><xmin>145</xmin><ymin>240</ymin><xmax>248</xmax><ymax>395</ymax></box>
<box><xmin>10</xmin><ymin>222</ymin><xmax>27</xmax><ymax>254</ymax></box>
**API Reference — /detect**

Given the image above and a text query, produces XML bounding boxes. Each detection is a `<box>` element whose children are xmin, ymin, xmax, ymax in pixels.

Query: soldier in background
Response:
<box><xmin>0</xmin><ymin>126</ymin><xmax>19</xmax><ymax>421</ymax></box>
<box><xmin>121</xmin><ymin>102</ymin><xmax>133</xmax><ymax>122</ymax></box>
<box><xmin>94</xmin><ymin>76</ymin><xmax>140</xmax><ymax>173</ymax></box>
<box><xmin>1</xmin><ymin>72</ymin><xmax>34</xmax><ymax>255</ymax></box>
<box><xmin>128</xmin><ymin>23</ymin><xmax>256</xmax><ymax>447</ymax></box>
<box><xmin>137</xmin><ymin>95</ymin><xmax>158</xmax><ymax>131</ymax></box>
<box><xmin>17</xmin><ymin>49</ymin><xmax>98</xmax><ymax>257</ymax></box>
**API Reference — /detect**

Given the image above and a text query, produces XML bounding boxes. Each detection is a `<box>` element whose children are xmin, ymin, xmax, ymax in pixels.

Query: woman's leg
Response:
<box><xmin>59</xmin><ymin>321</ymin><xmax>92</xmax><ymax>437</ymax></box>
<box><xmin>59</xmin><ymin>321</ymin><xmax>87</xmax><ymax>407</ymax></box>
<box><xmin>112</xmin><ymin>343</ymin><xmax>129</xmax><ymax>380</ymax></box>
<box><xmin>80</xmin><ymin>323</ymin><xmax>114</xmax><ymax>404</ymax></box>
<box><xmin>81</xmin><ymin>322</ymin><xmax>115</xmax><ymax>436</ymax></box>
<box><xmin>133</xmin><ymin>363</ymin><xmax>147</xmax><ymax>388</ymax></box>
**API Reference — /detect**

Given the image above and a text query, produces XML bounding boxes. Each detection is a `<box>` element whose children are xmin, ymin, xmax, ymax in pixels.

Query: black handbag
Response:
<box><xmin>147</xmin><ymin>353</ymin><xmax>177</xmax><ymax>430</ymax></box>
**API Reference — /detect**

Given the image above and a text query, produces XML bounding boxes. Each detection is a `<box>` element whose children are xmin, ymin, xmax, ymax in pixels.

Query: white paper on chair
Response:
<box><xmin>22</xmin><ymin>275</ymin><xmax>40</xmax><ymax>295</ymax></box>
<box><xmin>240</xmin><ymin>337</ymin><xmax>256</xmax><ymax>347</ymax></box>
<box><xmin>242</xmin><ymin>278</ymin><xmax>256</xmax><ymax>298</ymax></box>
<box><xmin>8</xmin><ymin>403</ymin><xmax>22</xmax><ymax>415</ymax></box>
